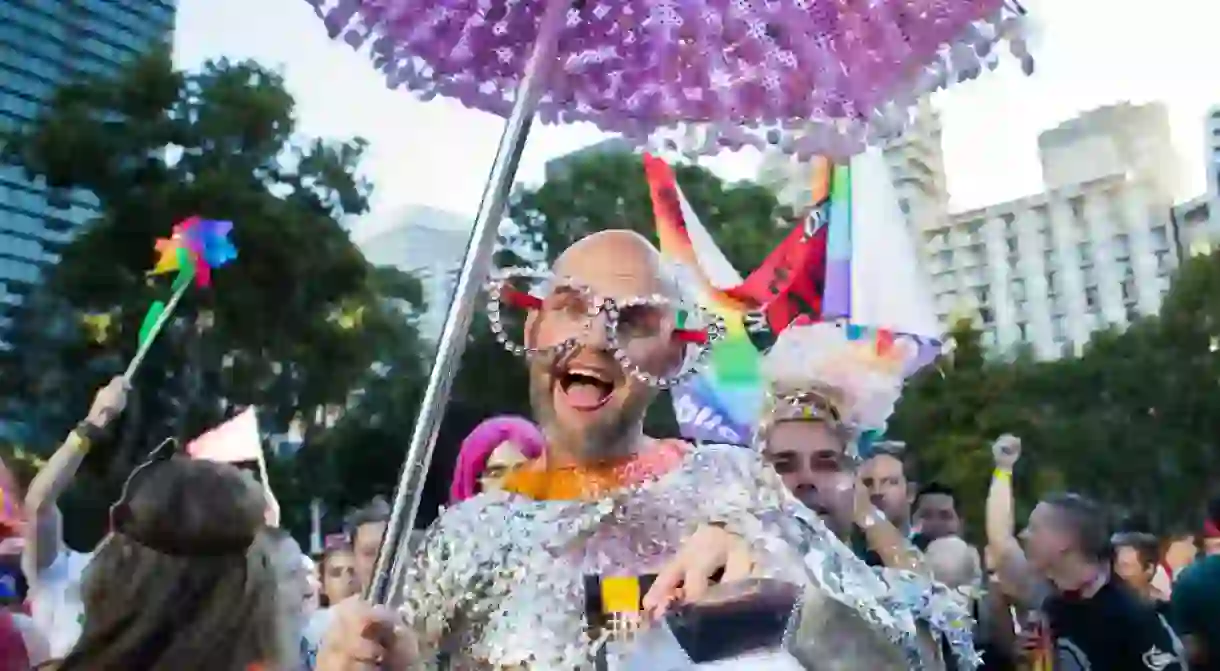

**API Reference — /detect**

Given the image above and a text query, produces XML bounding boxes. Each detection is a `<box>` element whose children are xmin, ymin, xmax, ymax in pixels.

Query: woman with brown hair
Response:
<box><xmin>51</xmin><ymin>442</ymin><xmax>292</xmax><ymax>671</ymax></box>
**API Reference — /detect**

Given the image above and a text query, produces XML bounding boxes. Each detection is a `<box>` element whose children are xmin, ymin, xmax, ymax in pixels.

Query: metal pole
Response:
<box><xmin>366</xmin><ymin>0</ymin><xmax>570</xmax><ymax>606</ymax></box>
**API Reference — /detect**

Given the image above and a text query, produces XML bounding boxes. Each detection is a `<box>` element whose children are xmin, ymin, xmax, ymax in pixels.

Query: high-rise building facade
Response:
<box><xmin>925</xmin><ymin>103</ymin><xmax>1183</xmax><ymax>359</ymax></box>
<box><xmin>756</xmin><ymin>100</ymin><xmax>951</xmax><ymax>234</ymax></box>
<box><xmin>0</xmin><ymin>0</ymin><xmax>177</xmax><ymax>349</ymax></box>
<box><xmin>930</xmin><ymin>175</ymin><xmax>1174</xmax><ymax>358</ymax></box>
<box><xmin>356</xmin><ymin>205</ymin><xmax>471</xmax><ymax>341</ymax></box>
<box><xmin>1038</xmin><ymin>102</ymin><xmax>1183</xmax><ymax>207</ymax></box>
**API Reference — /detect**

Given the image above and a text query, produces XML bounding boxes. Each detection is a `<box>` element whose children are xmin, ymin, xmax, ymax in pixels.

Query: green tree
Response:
<box><xmin>0</xmin><ymin>48</ymin><xmax>426</xmax><ymax>541</ymax></box>
<box><xmin>501</xmin><ymin>151</ymin><xmax>791</xmax><ymax>271</ymax></box>
<box><xmin>890</xmin><ymin>319</ymin><xmax>1050</xmax><ymax>539</ymax></box>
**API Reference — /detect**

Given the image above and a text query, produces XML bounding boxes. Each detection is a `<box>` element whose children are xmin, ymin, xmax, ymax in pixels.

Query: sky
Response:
<box><xmin>172</xmin><ymin>0</ymin><xmax>1220</xmax><ymax>236</ymax></box>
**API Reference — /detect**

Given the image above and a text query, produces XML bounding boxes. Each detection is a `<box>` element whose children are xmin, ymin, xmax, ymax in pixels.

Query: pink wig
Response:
<box><xmin>449</xmin><ymin>416</ymin><xmax>545</xmax><ymax>503</ymax></box>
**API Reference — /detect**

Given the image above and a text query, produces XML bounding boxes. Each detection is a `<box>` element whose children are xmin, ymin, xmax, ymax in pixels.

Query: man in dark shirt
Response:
<box><xmin>1017</xmin><ymin>493</ymin><xmax>1184</xmax><ymax>671</ymax></box>
<box><xmin>1113</xmin><ymin>531</ymin><xmax>1172</xmax><ymax>615</ymax></box>
<box><xmin>1171</xmin><ymin>496</ymin><xmax>1220</xmax><ymax>670</ymax></box>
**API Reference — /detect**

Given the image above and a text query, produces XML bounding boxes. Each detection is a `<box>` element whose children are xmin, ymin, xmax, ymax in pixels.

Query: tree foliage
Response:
<box><xmin>501</xmin><ymin>151</ymin><xmax>791</xmax><ymax>271</ymax></box>
<box><xmin>0</xmin><ymin>48</ymin><xmax>425</xmax><ymax>544</ymax></box>
<box><xmin>893</xmin><ymin>252</ymin><xmax>1220</xmax><ymax>533</ymax></box>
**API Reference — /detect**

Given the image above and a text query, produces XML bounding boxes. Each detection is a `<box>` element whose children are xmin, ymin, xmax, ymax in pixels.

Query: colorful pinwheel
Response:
<box><xmin>127</xmin><ymin>216</ymin><xmax>237</xmax><ymax>380</ymax></box>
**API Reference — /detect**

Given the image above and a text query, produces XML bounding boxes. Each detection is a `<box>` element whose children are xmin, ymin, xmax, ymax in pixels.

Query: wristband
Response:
<box><xmin>992</xmin><ymin>468</ymin><xmax>1012</xmax><ymax>483</ymax></box>
<box><xmin>71</xmin><ymin>420</ymin><xmax>105</xmax><ymax>451</ymax></box>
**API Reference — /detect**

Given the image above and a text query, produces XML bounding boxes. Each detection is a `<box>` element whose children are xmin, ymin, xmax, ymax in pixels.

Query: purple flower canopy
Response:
<box><xmin>305</xmin><ymin>0</ymin><xmax>1030</xmax><ymax>157</ymax></box>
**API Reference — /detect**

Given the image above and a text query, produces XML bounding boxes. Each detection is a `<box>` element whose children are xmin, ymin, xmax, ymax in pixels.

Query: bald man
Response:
<box><xmin>319</xmin><ymin>231</ymin><xmax>964</xmax><ymax>670</ymax></box>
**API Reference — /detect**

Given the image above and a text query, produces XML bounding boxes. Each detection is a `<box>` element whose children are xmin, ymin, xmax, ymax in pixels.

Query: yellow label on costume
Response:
<box><xmin>601</xmin><ymin>576</ymin><xmax>642</xmax><ymax>614</ymax></box>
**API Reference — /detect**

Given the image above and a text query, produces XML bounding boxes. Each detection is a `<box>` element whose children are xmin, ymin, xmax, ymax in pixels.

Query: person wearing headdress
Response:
<box><xmin>449</xmin><ymin>415</ymin><xmax>546</xmax><ymax>503</ymax></box>
<box><xmin>756</xmin><ymin>322</ymin><xmax>926</xmax><ymax>570</ymax></box>
<box><xmin>319</xmin><ymin>231</ymin><xmax>974</xmax><ymax>670</ymax></box>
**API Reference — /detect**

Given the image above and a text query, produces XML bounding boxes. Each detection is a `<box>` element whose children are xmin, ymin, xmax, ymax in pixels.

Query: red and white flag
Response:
<box><xmin>187</xmin><ymin>408</ymin><xmax>262</xmax><ymax>463</ymax></box>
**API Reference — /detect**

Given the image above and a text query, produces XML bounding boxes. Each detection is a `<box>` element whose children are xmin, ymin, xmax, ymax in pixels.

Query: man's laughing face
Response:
<box><xmin>524</xmin><ymin>232</ymin><xmax>682</xmax><ymax>465</ymax></box>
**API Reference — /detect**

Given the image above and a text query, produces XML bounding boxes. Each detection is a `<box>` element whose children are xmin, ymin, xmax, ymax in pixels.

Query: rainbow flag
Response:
<box><xmin>645</xmin><ymin>148</ymin><xmax>942</xmax><ymax>444</ymax></box>
<box><xmin>645</xmin><ymin>155</ymin><xmax>764</xmax><ymax>445</ymax></box>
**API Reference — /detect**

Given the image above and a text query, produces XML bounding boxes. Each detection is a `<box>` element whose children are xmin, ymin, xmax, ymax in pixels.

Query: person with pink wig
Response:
<box><xmin>449</xmin><ymin>416</ymin><xmax>545</xmax><ymax>503</ymax></box>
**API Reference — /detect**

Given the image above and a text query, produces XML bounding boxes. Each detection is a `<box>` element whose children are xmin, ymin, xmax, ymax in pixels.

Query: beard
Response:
<box><xmin>529</xmin><ymin>366</ymin><xmax>653</xmax><ymax>465</ymax></box>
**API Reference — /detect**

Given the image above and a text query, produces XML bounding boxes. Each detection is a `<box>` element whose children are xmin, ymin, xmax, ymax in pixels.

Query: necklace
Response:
<box><xmin>502</xmin><ymin>440</ymin><xmax>688</xmax><ymax>501</ymax></box>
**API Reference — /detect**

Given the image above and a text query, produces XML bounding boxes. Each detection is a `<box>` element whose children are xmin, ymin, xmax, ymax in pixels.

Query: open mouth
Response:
<box><xmin>557</xmin><ymin>367</ymin><xmax>617</xmax><ymax>411</ymax></box>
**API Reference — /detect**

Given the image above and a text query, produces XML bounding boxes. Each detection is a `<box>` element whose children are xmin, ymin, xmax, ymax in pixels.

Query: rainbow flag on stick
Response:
<box><xmin>645</xmin><ymin>148</ymin><xmax>942</xmax><ymax>445</ymax></box>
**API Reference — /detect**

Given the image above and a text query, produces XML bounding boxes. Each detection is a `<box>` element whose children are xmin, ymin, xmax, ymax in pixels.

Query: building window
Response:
<box><xmin>898</xmin><ymin>197</ymin><xmax>910</xmax><ymax>215</ymax></box>
<box><xmin>1150</xmin><ymin>225</ymin><xmax>1168</xmax><ymax>250</ymax></box>
<box><xmin>1001</xmin><ymin>213</ymin><xmax>1016</xmax><ymax>235</ymax></box>
<box><xmin>1069</xmin><ymin>196</ymin><xmax>1085</xmax><ymax>221</ymax></box>
<box><xmin>1155</xmin><ymin>249</ymin><xmax>1171</xmax><ymax>274</ymax></box>
<box><xmin>1121</xmin><ymin>276</ymin><xmax>1136</xmax><ymax>303</ymax></box>
<box><xmin>1017</xmin><ymin>321</ymin><xmax>1028</xmax><ymax>341</ymax></box>
<box><xmin>1047</xmin><ymin>270</ymin><xmax>1058</xmax><ymax>294</ymax></box>
<box><xmin>1006</xmin><ymin>236</ymin><xmax>1018</xmax><ymax>254</ymax></box>
<box><xmin>1012</xmin><ymin>278</ymin><xmax>1026</xmax><ymax>300</ymax></box>
<box><xmin>1052</xmin><ymin>316</ymin><xmax>1066</xmax><ymax>342</ymax></box>
<box><xmin>1085</xmin><ymin>286</ymin><xmax>1099</xmax><ymax>308</ymax></box>
<box><xmin>979</xmin><ymin>306</ymin><xmax>994</xmax><ymax>324</ymax></box>
<box><xmin>1113</xmin><ymin>233</ymin><xmax>1129</xmax><ymax>256</ymax></box>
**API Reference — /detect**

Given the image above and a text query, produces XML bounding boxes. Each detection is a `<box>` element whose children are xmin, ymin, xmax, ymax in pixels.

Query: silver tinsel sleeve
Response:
<box><xmin>687</xmin><ymin>446</ymin><xmax>980</xmax><ymax>670</ymax></box>
<box><xmin>388</xmin><ymin>443</ymin><xmax>977</xmax><ymax>670</ymax></box>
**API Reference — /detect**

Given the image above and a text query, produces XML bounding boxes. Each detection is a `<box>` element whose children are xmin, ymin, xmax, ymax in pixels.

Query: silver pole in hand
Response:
<box><xmin>365</xmin><ymin>0</ymin><xmax>570</xmax><ymax>606</ymax></box>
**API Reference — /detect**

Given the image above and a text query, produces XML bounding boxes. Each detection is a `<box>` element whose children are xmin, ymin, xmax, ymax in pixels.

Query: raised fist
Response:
<box><xmin>991</xmin><ymin>434</ymin><xmax>1021</xmax><ymax>470</ymax></box>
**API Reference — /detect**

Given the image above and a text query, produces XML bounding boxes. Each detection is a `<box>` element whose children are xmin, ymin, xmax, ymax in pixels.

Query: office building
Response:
<box><xmin>1159</xmin><ymin>107</ymin><xmax>1220</xmax><ymax>259</ymax></box>
<box><xmin>924</xmin><ymin>103</ymin><xmax>1184</xmax><ymax>359</ymax></box>
<box><xmin>0</xmin><ymin>0</ymin><xmax>177</xmax><ymax>350</ymax></box>
<box><xmin>1038</xmin><ymin>102</ymin><xmax>1183</xmax><ymax>207</ymax></box>
<box><xmin>929</xmin><ymin>175</ymin><xmax>1174</xmax><ymax>358</ymax></box>
<box><xmin>1169</xmin><ymin>195</ymin><xmax>1212</xmax><ymax>256</ymax></box>
<box><xmin>356</xmin><ymin>205</ymin><xmax>471</xmax><ymax>341</ymax></box>
<box><xmin>757</xmin><ymin>100</ymin><xmax>951</xmax><ymax>233</ymax></box>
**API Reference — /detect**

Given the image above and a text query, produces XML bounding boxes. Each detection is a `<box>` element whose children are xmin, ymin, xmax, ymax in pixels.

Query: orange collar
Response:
<box><xmin>502</xmin><ymin>440</ymin><xmax>688</xmax><ymax>501</ymax></box>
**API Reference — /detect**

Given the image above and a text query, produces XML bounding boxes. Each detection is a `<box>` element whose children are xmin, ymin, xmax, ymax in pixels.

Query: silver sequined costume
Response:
<box><xmin>396</xmin><ymin>444</ymin><xmax>977</xmax><ymax>670</ymax></box>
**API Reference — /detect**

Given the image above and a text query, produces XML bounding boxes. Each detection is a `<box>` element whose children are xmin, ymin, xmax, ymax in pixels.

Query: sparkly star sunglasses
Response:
<box><xmin>485</xmin><ymin>267</ymin><xmax>725</xmax><ymax>389</ymax></box>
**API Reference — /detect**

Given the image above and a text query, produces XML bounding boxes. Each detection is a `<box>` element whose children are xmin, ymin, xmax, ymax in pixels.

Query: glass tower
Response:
<box><xmin>0</xmin><ymin>0</ymin><xmax>177</xmax><ymax>351</ymax></box>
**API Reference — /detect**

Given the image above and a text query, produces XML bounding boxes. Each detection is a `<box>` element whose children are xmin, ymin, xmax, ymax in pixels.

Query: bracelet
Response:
<box><xmin>71</xmin><ymin>420</ymin><xmax>105</xmax><ymax>451</ymax></box>
<box><xmin>992</xmin><ymin>468</ymin><xmax>1012</xmax><ymax>483</ymax></box>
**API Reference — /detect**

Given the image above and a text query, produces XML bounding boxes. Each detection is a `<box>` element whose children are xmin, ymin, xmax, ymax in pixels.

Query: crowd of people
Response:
<box><xmin>0</xmin><ymin>228</ymin><xmax>1217</xmax><ymax>670</ymax></box>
